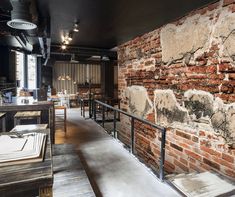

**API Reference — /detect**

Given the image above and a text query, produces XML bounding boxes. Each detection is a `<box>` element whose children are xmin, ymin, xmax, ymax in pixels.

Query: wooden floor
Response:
<box><xmin>53</xmin><ymin>144</ymin><xmax>96</xmax><ymax>197</ymax></box>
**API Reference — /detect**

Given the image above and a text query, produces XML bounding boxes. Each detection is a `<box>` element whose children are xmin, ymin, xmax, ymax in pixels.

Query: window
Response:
<box><xmin>27</xmin><ymin>55</ymin><xmax>37</xmax><ymax>89</ymax></box>
<box><xmin>15</xmin><ymin>51</ymin><xmax>25</xmax><ymax>93</ymax></box>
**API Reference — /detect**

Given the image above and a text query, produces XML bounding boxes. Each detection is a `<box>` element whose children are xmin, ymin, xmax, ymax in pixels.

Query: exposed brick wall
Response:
<box><xmin>117</xmin><ymin>0</ymin><xmax>235</xmax><ymax>179</ymax></box>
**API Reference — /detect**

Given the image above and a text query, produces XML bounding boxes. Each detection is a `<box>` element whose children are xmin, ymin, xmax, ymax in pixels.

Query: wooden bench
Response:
<box><xmin>14</xmin><ymin>111</ymin><xmax>41</xmax><ymax>126</ymax></box>
<box><xmin>0</xmin><ymin>113</ymin><xmax>6</xmax><ymax>132</ymax></box>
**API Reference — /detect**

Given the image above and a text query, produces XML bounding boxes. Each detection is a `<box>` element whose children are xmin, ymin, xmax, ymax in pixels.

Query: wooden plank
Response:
<box><xmin>14</xmin><ymin>111</ymin><xmax>41</xmax><ymax>118</ymax></box>
<box><xmin>53</xmin><ymin>144</ymin><xmax>95</xmax><ymax>197</ymax></box>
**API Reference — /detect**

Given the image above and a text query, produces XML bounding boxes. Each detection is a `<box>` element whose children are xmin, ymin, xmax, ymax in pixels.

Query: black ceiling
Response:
<box><xmin>36</xmin><ymin>0</ymin><xmax>217</xmax><ymax>49</ymax></box>
<box><xmin>0</xmin><ymin>0</ymin><xmax>217</xmax><ymax>51</ymax></box>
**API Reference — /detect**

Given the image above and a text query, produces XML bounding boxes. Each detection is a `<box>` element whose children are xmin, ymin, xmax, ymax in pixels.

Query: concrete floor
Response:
<box><xmin>55</xmin><ymin>108</ymin><xmax>181</xmax><ymax>197</ymax></box>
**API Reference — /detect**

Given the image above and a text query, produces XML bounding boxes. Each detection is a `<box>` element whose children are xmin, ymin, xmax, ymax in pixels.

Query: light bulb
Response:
<box><xmin>61</xmin><ymin>45</ymin><xmax>67</xmax><ymax>50</ymax></box>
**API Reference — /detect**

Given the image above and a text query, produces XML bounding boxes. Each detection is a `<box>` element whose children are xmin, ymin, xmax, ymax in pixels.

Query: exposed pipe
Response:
<box><xmin>7</xmin><ymin>0</ymin><xmax>37</xmax><ymax>30</ymax></box>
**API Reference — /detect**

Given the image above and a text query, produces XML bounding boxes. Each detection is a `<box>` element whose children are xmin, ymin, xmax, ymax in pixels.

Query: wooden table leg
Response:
<box><xmin>2</xmin><ymin>116</ymin><xmax>6</xmax><ymax>132</ymax></box>
<box><xmin>39</xmin><ymin>186</ymin><xmax>53</xmax><ymax>197</ymax></box>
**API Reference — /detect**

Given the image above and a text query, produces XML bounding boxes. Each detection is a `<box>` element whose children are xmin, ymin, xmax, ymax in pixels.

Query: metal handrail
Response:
<box><xmin>92</xmin><ymin>99</ymin><xmax>166</xmax><ymax>181</ymax></box>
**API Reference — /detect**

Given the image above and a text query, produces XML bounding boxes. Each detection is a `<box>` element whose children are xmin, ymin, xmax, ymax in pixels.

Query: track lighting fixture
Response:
<box><xmin>61</xmin><ymin>21</ymin><xmax>79</xmax><ymax>49</ymax></box>
<box><xmin>68</xmin><ymin>31</ymin><xmax>73</xmax><ymax>41</ymax></box>
<box><xmin>73</xmin><ymin>22</ymin><xmax>79</xmax><ymax>32</ymax></box>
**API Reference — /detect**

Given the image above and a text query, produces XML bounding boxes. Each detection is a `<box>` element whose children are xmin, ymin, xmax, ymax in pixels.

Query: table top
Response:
<box><xmin>0</xmin><ymin>129</ymin><xmax>53</xmax><ymax>195</ymax></box>
<box><xmin>10</xmin><ymin>124</ymin><xmax>48</xmax><ymax>132</ymax></box>
<box><xmin>0</xmin><ymin>100</ymin><xmax>53</xmax><ymax>111</ymax></box>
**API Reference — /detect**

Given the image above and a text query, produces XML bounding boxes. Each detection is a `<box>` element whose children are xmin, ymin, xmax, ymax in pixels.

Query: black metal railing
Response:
<box><xmin>91</xmin><ymin>99</ymin><xmax>166</xmax><ymax>181</ymax></box>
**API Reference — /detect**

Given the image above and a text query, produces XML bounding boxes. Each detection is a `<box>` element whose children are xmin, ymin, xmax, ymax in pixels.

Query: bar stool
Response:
<box><xmin>0</xmin><ymin>112</ymin><xmax>6</xmax><ymax>132</ymax></box>
<box><xmin>54</xmin><ymin>106</ymin><xmax>67</xmax><ymax>133</ymax></box>
<box><xmin>14</xmin><ymin>111</ymin><xmax>41</xmax><ymax>126</ymax></box>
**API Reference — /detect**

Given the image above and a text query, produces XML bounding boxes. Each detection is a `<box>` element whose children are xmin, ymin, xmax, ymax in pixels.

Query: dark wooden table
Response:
<box><xmin>0</xmin><ymin>129</ymin><xmax>53</xmax><ymax>197</ymax></box>
<box><xmin>0</xmin><ymin>100</ymin><xmax>55</xmax><ymax>143</ymax></box>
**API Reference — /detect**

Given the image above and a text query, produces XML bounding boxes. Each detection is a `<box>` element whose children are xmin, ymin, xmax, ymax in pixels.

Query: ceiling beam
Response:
<box><xmin>50</xmin><ymin>44</ymin><xmax>117</xmax><ymax>60</ymax></box>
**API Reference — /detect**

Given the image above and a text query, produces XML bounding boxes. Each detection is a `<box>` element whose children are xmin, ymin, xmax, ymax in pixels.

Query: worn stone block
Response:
<box><xmin>125</xmin><ymin>85</ymin><xmax>153</xmax><ymax>118</ymax></box>
<box><xmin>154</xmin><ymin>89</ymin><xmax>189</xmax><ymax>125</ymax></box>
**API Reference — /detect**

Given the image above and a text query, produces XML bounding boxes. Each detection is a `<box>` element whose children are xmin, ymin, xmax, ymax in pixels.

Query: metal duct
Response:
<box><xmin>7</xmin><ymin>0</ymin><xmax>37</xmax><ymax>30</ymax></box>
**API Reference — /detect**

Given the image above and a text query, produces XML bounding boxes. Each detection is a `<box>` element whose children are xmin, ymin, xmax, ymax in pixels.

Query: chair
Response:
<box><xmin>14</xmin><ymin>111</ymin><xmax>41</xmax><ymax>126</ymax></box>
<box><xmin>54</xmin><ymin>106</ymin><xmax>67</xmax><ymax>133</ymax></box>
<box><xmin>0</xmin><ymin>113</ymin><xmax>6</xmax><ymax>132</ymax></box>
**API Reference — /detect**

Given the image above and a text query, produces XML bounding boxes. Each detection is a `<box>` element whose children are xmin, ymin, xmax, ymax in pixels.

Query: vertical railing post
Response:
<box><xmin>159</xmin><ymin>128</ymin><xmax>166</xmax><ymax>182</ymax></box>
<box><xmin>94</xmin><ymin>101</ymin><xmax>97</xmax><ymax>122</ymax></box>
<box><xmin>80</xmin><ymin>99</ymin><xmax>82</xmax><ymax>117</ymax></box>
<box><xmin>102</xmin><ymin>105</ymin><xmax>105</xmax><ymax>128</ymax></box>
<box><xmin>83</xmin><ymin>100</ymin><xmax>85</xmax><ymax>118</ymax></box>
<box><xmin>130</xmin><ymin>117</ymin><xmax>135</xmax><ymax>154</ymax></box>
<box><xmin>113</xmin><ymin>110</ymin><xmax>117</xmax><ymax>138</ymax></box>
<box><xmin>89</xmin><ymin>95</ymin><xmax>92</xmax><ymax>118</ymax></box>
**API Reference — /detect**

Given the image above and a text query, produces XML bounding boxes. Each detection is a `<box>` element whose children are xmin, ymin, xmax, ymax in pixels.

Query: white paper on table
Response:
<box><xmin>0</xmin><ymin>135</ymin><xmax>27</xmax><ymax>154</ymax></box>
<box><xmin>0</xmin><ymin>133</ymin><xmax>46</xmax><ymax>163</ymax></box>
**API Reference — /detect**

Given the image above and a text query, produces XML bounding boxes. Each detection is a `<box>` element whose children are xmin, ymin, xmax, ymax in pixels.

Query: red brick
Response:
<box><xmin>203</xmin><ymin>158</ymin><xmax>220</xmax><ymax>170</ymax></box>
<box><xmin>180</xmin><ymin>158</ymin><xmax>188</xmax><ymax>166</ymax></box>
<box><xmin>189</xmin><ymin>157</ymin><xmax>196</xmax><ymax>164</ymax></box>
<box><xmin>179</xmin><ymin>143</ymin><xmax>190</xmax><ymax>149</ymax></box>
<box><xmin>185</xmin><ymin>150</ymin><xmax>202</xmax><ymax>161</ymax></box>
<box><xmin>225</xmin><ymin>168</ymin><xmax>235</xmax><ymax>178</ymax></box>
<box><xmin>229</xmin><ymin>73</ymin><xmax>235</xmax><ymax>80</ymax></box>
<box><xmin>208</xmin><ymin>2</ymin><xmax>220</xmax><ymax>11</ymax></box>
<box><xmin>175</xmin><ymin>130</ymin><xmax>191</xmax><ymax>140</ymax></box>
<box><xmin>213</xmin><ymin>157</ymin><xmax>235</xmax><ymax>169</ymax></box>
<box><xmin>189</xmin><ymin>163</ymin><xmax>202</xmax><ymax>172</ymax></box>
<box><xmin>174</xmin><ymin>159</ymin><xmax>189</xmax><ymax>172</ymax></box>
<box><xmin>170</xmin><ymin>143</ymin><xmax>183</xmax><ymax>152</ymax></box>
<box><xmin>199</xmin><ymin>131</ymin><xmax>206</xmax><ymax>137</ymax></box>
<box><xmin>228</xmin><ymin>3</ymin><xmax>235</xmax><ymax>12</ymax></box>
<box><xmin>223</xmin><ymin>0</ymin><xmax>235</xmax><ymax>6</ymax></box>
<box><xmin>222</xmin><ymin>153</ymin><xmax>234</xmax><ymax>163</ymax></box>
<box><xmin>165</xmin><ymin>161</ymin><xmax>175</xmax><ymax>173</ymax></box>
<box><xmin>200</xmin><ymin>146</ymin><xmax>221</xmax><ymax>157</ymax></box>
<box><xmin>168</xmin><ymin>151</ymin><xmax>178</xmax><ymax>159</ymax></box>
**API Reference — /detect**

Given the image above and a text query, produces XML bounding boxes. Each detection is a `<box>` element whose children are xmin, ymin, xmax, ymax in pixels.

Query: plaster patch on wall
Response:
<box><xmin>214</xmin><ymin>8</ymin><xmax>235</xmax><ymax>61</ymax></box>
<box><xmin>184</xmin><ymin>90</ymin><xmax>235</xmax><ymax>146</ymax></box>
<box><xmin>153</xmin><ymin>89</ymin><xmax>235</xmax><ymax>146</ymax></box>
<box><xmin>211</xmin><ymin>103</ymin><xmax>235</xmax><ymax>146</ymax></box>
<box><xmin>125</xmin><ymin>86</ymin><xmax>153</xmax><ymax>118</ymax></box>
<box><xmin>154</xmin><ymin>89</ymin><xmax>189</xmax><ymax>125</ymax></box>
<box><xmin>184</xmin><ymin>90</ymin><xmax>214</xmax><ymax>119</ymax></box>
<box><xmin>160</xmin><ymin>7</ymin><xmax>235</xmax><ymax>64</ymax></box>
<box><xmin>160</xmin><ymin>14</ymin><xmax>212</xmax><ymax>63</ymax></box>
